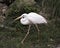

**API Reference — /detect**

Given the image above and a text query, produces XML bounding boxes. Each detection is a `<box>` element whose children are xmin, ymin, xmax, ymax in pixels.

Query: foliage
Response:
<box><xmin>5</xmin><ymin>0</ymin><xmax>39</xmax><ymax>26</ymax></box>
<box><xmin>35</xmin><ymin>0</ymin><xmax>60</xmax><ymax>17</ymax></box>
<box><xmin>0</xmin><ymin>0</ymin><xmax>15</xmax><ymax>6</ymax></box>
<box><xmin>0</xmin><ymin>0</ymin><xmax>60</xmax><ymax>48</ymax></box>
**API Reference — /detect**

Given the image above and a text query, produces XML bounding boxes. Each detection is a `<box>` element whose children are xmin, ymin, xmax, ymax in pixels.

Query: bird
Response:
<box><xmin>14</xmin><ymin>12</ymin><xmax>47</xmax><ymax>44</ymax></box>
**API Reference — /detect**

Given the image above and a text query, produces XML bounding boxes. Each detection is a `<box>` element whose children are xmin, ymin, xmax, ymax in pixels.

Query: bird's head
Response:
<box><xmin>14</xmin><ymin>13</ymin><xmax>27</xmax><ymax>21</ymax></box>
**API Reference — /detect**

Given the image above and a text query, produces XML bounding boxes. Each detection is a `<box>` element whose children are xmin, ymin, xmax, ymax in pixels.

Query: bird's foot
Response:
<box><xmin>21</xmin><ymin>40</ymin><xmax>24</xmax><ymax>44</ymax></box>
<box><xmin>38</xmin><ymin>30</ymin><xmax>40</xmax><ymax>32</ymax></box>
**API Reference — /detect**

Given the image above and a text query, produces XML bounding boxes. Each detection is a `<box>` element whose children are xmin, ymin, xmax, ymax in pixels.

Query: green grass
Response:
<box><xmin>0</xmin><ymin>22</ymin><xmax>60</xmax><ymax>48</ymax></box>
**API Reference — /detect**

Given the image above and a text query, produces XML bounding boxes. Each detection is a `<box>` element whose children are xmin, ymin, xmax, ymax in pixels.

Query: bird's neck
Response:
<box><xmin>20</xmin><ymin>18</ymin><xmax>30</xmax><ymax>25</ymax></box>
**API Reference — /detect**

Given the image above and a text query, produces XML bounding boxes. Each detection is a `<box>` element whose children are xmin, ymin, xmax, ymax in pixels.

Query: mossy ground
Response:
<box><xmin>0</xmin><ymin>22</ymin><xmax>60</xmax><ymax>48</ymax></box>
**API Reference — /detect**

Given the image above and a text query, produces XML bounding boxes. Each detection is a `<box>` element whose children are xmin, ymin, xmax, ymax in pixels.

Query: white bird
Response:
<box><xmin>14</xmin><ymin>12</ymin><xmax>47</xmax><ymax>44</ymax></box>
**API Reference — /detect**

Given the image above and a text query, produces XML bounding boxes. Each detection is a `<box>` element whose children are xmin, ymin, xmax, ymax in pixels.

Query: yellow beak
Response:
<box><xmin>14</xmin><ymin>16</ymin><xmax>22</xmax><ymax>21</ymax></box>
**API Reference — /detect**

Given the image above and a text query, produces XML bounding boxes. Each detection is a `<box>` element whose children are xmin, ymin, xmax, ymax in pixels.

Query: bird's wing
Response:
<box><xmin>27</xmin><ymin>12</ymin><xmax>47</xmax><ymax>24</ymax></box>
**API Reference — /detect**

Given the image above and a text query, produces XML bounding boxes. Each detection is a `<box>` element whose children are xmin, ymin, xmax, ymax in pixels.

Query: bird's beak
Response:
<box><xmin>14</xmin><ymin>16</ymin><xmax>22</xmax><ymax>21</ymax></box>
<box><xmin>11</xmin><ymin>16</ymin><xmax>22</xmax><ymax>24</ymax></box>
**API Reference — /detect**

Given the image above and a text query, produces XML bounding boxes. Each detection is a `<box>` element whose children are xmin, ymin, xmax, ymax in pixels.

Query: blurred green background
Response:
<box><xmin>0</xmin><ymin>0</ymin><xmax>60</xmax><ymax>48</ymax></box>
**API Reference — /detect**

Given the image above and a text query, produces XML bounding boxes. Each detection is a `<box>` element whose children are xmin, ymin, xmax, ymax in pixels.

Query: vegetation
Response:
<box><xmin>0</xmin><ymin>0</ymin><xmax>60</xmax><ymax>48</ymax></box>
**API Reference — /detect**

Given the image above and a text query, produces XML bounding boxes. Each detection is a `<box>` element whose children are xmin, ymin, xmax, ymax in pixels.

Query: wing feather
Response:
<box><xmin>27</xmin><ymin>12</ymin><xmax>47</xmax><ymax>24</ymax></box>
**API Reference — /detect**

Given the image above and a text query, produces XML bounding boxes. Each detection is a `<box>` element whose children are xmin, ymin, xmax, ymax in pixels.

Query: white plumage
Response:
<box><xmin>14</xmin><ymin>12</ymin><xmax>47</xmax><ymax>44</ymax></box>
<box><xmin>16</xmin><ymin>12</ymin><xmax>47</xmax><ymax>25</ymax></box>
<box><xmin>28</xmin><ymin>12</ymin><xmax>47</xmax><ymax>24</ymax></box>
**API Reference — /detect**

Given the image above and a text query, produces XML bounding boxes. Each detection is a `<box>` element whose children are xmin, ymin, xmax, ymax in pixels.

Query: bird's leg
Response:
<box><xmin>35</xmin><ymin>24</ymin><xmax>40</xmax><ymax>42</ymax></box>
<box><xmin>35</xmin><ymin>24</ymin><xmax>40</xmax><ymax>32</ymax></box>
<box><xmin>21</xmin><ymin>25</ymin><xmax>31</xmax><ymax>44</ymax></box>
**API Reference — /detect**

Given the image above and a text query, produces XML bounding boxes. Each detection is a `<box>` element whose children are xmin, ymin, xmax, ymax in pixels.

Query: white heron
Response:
<box><xmin>14</xmin><ymin>12</ymin><xmax>47</xmax><ymax>44</ymax></box>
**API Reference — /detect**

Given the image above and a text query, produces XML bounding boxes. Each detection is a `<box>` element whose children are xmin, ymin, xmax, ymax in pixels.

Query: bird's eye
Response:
<box><xmin>23</xmin><ymin>17</ymin><xmax>24</xmax><ymax>18</ymax></box>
